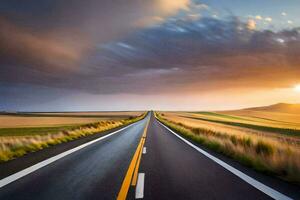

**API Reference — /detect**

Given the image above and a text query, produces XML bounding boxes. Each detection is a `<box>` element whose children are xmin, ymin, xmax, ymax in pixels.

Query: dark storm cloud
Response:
<box><xmin>0</xmin><ymin>0</ymin><xmax>190</xmax><ymax>89</ymax></box>
<box><xmin>1</xmin><ymin>0</ymin><xmax>300</xmax><ymax>95</ymax></box>
<box><xmin>76</xmin><ymin>17</ymin><xmax>300</xmax><ymax>94</ymax></box>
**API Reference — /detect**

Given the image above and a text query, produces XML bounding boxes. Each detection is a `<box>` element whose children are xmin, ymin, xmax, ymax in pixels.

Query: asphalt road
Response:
<box><xmin>0</xmin><ymin>112</ymin><xmax>298</xmax><ymax>200</ymax></box>
<box><xmin>130</xmin><ymin>113</ymin><xmax>299</xmax><ymax>200</ymax></box>
<box><xmin>138</xmin><ymin>115</ymin><xmax>272</xmax><ymax>200</ymax></box>
<box><xmin>0</xmin><ymin>115</ymin><xmax>149</xmax><ymax>200</ymax></box>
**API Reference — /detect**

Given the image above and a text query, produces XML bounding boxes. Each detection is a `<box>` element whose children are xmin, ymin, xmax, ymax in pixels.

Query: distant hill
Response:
<box><xmin>243</xmin><ymin>103</ymin><xmax>300</xmax><ymax>114</ymax></box>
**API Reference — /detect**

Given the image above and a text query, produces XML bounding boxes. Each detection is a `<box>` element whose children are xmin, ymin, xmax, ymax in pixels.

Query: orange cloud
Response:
<box><xmin>0</xmin><ymin>18</ymin><xmax>87</xmax><ymax>71</ymax></box>
<box><xmin>247</xmin><ymin>19</ymin><xmax>256</xmax><ymax>30</ymax></box>
<box><xmin>157</xmin><ymin>0</ymin><xmax>190</xmax><ymax>15</ymax></box>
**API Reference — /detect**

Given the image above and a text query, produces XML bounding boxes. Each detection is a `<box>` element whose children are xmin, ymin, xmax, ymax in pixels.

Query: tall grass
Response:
<box><xmin>0</xmin><ymin>113</ymin><xmax>146</xmax><ymax>162</ymax></box>
<box><xmin>184</xmin><ymin>116</ymin><xmax>300</xmax><ymax>137</ymax></box>
<box><xmin>155</xmin><ymin>113</ymin><xmax>300</xmax><ymax>184</ymax></box>
<box><xmin>0</xmin><ymin>126</ymin><xmax>80</xmax><ymax>136</ymax></box>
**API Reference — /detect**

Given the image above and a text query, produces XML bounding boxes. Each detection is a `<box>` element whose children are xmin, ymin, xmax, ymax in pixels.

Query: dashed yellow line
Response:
<box><xmin>117</xmin><ymin>118</ymin><xmax>150</xmax><ymax>200</ymax></box>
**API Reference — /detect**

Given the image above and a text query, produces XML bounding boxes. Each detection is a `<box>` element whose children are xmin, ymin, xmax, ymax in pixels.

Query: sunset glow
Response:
<box><xmin>294</xmin><ymin>85</ymin><xmax>300</xmax><ymax>92</ymax></box>
<box><xmin>1</xmin><ymin>0</ymin><xmax>300</xmax><ymax>111</ymax></box>
<box><xmin>1</xmin><ymin>2</ymin><xmax>300</xmax><ymax>198</ymax></box>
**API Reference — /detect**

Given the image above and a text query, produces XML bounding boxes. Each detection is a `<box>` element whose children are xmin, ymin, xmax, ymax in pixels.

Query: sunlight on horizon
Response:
<box><xmin>294</xmin><ymin>84</ymin><xmax>300</xmax><ymax>92</ymax></box>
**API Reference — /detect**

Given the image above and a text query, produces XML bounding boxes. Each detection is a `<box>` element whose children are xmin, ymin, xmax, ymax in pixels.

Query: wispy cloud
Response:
<box><xmin>255</xmin><ymin>15</ymin><xmax>263</xmax><ymax>20</ymax></box>
<box><xmin>265</xmin><ymin>17</ymin><xmax>272</xmax><ymax>22</ymax></box>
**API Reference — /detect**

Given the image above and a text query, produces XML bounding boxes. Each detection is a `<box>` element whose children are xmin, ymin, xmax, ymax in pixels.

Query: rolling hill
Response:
<box><xmin>243</xmin><ymin>103</ymin><xmax>300</xmax><ymax>114</ymax></box>
<box><xmin>219</xmin><ymin>103</ymin><xmax>300</xmax><ymax>124</ymax></box>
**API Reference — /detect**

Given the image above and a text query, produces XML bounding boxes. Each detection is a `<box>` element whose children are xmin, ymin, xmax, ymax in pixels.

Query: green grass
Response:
<box><xmin>184</xmin><ymin>116</ymin><xmax>300</xmax><ymax>137</ymax></box>
<box><xmin>0</xmin><ymin>126</ymin><xmax>80</xmax><ymax>136</ymax></box>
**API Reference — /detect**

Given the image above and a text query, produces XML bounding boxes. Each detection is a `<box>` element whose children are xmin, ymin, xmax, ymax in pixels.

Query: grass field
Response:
<box><xmin>0</xmin><ymin>111</ymin><xmax>143</xmax><ymax>136</ymax></box>
<box><xmin>156</xmin><ymin>105</ymin><xmax>300</xmax><ymax>184</ymax></box>
<box><xmin>26</xmin><ymin>111</ymin><xmax>143</xmax><ymax>116</ymax></box>
<box><xmin>0</xmin><ymin>112</ymin><xmax>145</xmax><ymax>162</ymax></box>
<box><xmin>184</xmin><ymin>114</ymin><xmax>300</xmax><ymax>137</ymax></box>
<box><xmin>188</xmin><ymin>111</ymin><xmax>300</xmax><ymax>132</ymax></box>
<box><xmin>0</xmin><ymin>126</ymin><xmax>80</xmax><ymax>136</ymax></box>
<box><xmin>0</xmin><ymin>111</ymin><xmax>143</xmax><ymax>128</ymax></box>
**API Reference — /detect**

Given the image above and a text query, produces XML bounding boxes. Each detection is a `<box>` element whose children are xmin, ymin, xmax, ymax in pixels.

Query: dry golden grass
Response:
<box><xmin>27</xmin><ymin>111</ymin><xmax>144</xmax><ymax>117</ymax></box>
<box><xmin>0</xmin><ymin>116</ymin><xmax>109</xmax><ymax>128</ymax></box>
<box><xmin>162</xmin><ymin>112</ymin><xmax>300</xmax><ymax>144</ymax></box>
<box><xmin>179</xmin><ymin>111</ymin><xmax>300</xmax><ymax>130</ymax></box>
<box><xmin>157</xmin><ymin>112</ymin><xmax>300</xmax><ymax>184</ymax></box>
<box><xmin>0</xmin><ymin>113</ymin><xmax>146</xmax><ymax>162</ymax></box>
<box><xmin>221</xmin><ymin>110</ymin><xmax>300</xmax><ymax>124</ymax></box>
<box><xmin>0</xmin><ymin>111</ymin><xmax>143</xmax><ymax>128</ymax></box>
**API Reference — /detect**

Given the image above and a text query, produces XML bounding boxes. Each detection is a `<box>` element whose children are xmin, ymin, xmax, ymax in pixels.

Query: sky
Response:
<box><xmin>1</xmin><ymin>0</ymin><xmax>300</xmax><ymax>111</ymax></box>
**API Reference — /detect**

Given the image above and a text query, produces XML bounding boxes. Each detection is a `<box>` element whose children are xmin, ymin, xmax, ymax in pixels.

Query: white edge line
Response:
<box><xmin>0</xmin><ymin>121</ymin><xmax>139</xmax><ymax>189</ymax></box>
<box><xmin>156</xmin><ymin>119</ymin><xmax>293</xmax><ymax>200</ymax></box>
<box><xmin>143</xmin><ymin>147</ymin><xmax>146</xmax><ymax>154</ymax></box>
<box><xmin>135</xmin><ymin>173</ymin><xmax>145</xmax><ymax>199</ymax></box>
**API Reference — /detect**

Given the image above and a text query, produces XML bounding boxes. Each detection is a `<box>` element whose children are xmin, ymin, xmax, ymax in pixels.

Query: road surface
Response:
<box><xmin>0</xmin><ymin>112</ymin><xmax>298</xmax><ymax>200</ymax></box>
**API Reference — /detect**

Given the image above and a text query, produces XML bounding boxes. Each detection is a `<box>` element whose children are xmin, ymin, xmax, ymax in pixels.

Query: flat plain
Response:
<box><xmin>0</xmin><ymin>111</ymin><xmax>144</xmax><ymax>161</ymax></box>
<box><xmin>0</xmin><ymin>111</ymin><xmax>143</xmax><ymax>128</ymax></box>
<box><xmin>157</xmin><ymin>103</ymin><xmax>300</xmax><ymax>183</ymax></box>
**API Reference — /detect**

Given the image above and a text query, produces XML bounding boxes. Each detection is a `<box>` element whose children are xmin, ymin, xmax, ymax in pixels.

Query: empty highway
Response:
<box><xmin>0</xmin><ymin>113</ymin><xmax>298</xmax><ymax>200</ymax></box>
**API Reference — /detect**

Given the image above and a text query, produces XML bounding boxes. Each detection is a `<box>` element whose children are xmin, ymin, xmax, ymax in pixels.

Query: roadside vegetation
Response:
<box><xmin>0</xmin><ymin>111</ymin><xmax>143</xmax><ymax>129</ymax></box>
<box><xmin>0</xmin><ymin>126</ymin><xmax>80</xmax><ymax>136</ymax></box>
<box><xmin>155</xmin><ymin>112</ymin><xmax>300</xmax><ymax>184</ymax></box>
<box><xmin>186</xmin><ymin>111</ymin><xmax>300</xmax><ymax>135</ymax></box>
<box><xmin>185</xmin><ymin>115</ymin><xmax>300</xmax><ymax>137</ymax></box>
<box><xmin>0</xmin><ymin>113</ymin><xmax>146</xmax><ymax>162</ymax></box>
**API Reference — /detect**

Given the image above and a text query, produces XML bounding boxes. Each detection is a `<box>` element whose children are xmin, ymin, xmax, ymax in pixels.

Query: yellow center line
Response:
<box><xmin>117</xmin><ymin>118</ymin><xmax>150</xmax><ymax>200</ymax></box>
<box><xmin>132</xmin><ymin>118</ymin><xmax>150</xmax><ymax>185</ymax></box>
<box><xmin>131</xmin><ymin>138</ymin><xmax>145</xmax><ymax>186</ymax></box>
<box><xmin>142</xmin><ymin>119</ymin><xmax>150</xmax><ymax>138</ymax></box>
